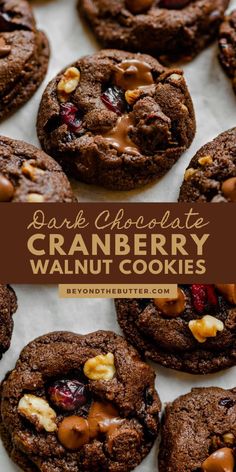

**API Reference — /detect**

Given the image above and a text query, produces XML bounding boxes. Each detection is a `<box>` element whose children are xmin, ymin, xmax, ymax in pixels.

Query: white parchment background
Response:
<box><xmin>0</xmin><ymin>0</ymin><xmax>236</xmax><ymax>470</ymax></box>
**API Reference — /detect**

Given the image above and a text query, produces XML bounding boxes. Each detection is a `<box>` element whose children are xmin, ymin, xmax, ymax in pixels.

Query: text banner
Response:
<box><xmin>0</xmin><ymin>203</ymin><xmax>235</xmax><ymax>283</ymax></box>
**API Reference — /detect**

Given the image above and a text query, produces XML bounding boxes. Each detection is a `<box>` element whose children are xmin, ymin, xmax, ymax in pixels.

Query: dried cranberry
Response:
<box><xmin>60</xmin><ymin>103</ymin><xmax>83</xmax><ymax>134</ymax></box>
<box><xmin>191</xmin><ymin>285</ymin><xmax>206</xmax><ymax>313</ymax></box>
<box><xmin>159</xmin><ymin>0</ymin><xmax>191</xmax><ymax>8</ymax></box>
<box><xmin>101</xmin><ymin>86</ymin><xmax>127</xmax><ymax>115</ymax></box>
<box><xmin>205</xmin><ymin>285</ymin><xmax>218</xmax><ymax>306</ymax></box>
<box><xmin>190</xmin><ymin>285</ymin><xmax>218</xmax><ymax>313</ymax></box>
<box><xmin>48</xmin><ymin>379</ymin><xmax>88</xmax><ymax>412</ymax></box>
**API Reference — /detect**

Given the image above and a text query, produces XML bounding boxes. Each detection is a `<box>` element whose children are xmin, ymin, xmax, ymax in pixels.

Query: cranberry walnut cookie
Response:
<box><xmin>37</xmin><ymin>50</ymin><xmax>196</xmax><ymax>190</ymax></box>
<box><xmin>78</xmin><ymin>0</ymin><xmax>229</xmax><ymax>62</ymax></box>
<box><xmin>0</xmin><ymin>285</ymin><xmax>17</xmax><ymax>359</ymax></box>
<box><xmin>115</xmin><ymin>284</ymin><xmax>236</xmax><ymax>374</ymax></box>
<box><xmin>0</xmin><ymin>331</ymin><xmax>161</xmax><ymax>472</ymax></box>
<box><xmin>0</xmin><ymin>136</ymin><xmax>75</xmax><ymax>202</ymax></box>
<box><xmin>159</xmin><ymin>387</ymin><xmax>236</xmax><ymax>472</ymax></box>
<box><xmin>179</xmin><ymin>128</ymin><xmax>236</xmax><ymax>202</ymax></box>
<box><xmin>0</xmin><ymin>0</ymin><xmax>49</xmax><ymax>121</ymax></box>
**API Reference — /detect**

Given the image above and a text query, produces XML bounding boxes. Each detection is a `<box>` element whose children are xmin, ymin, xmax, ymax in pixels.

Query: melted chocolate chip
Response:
<box><xmin>0</xmin><ymin>174</ymin><xmax>14</xmax><ymax>202</ymax></box>
<box><xmin>126</xmin><ymin>0</ymin><xmax>154</xmax><ymax>14</ymax></box>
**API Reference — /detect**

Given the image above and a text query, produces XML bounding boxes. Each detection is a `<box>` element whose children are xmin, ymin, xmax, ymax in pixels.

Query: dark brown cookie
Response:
<box><xmin>0</xmin><ymin>0</ymin><xmax>50</xmax><ymax>121</ymax></box>
<box><xmin>178</xmin><ymin>128</ymin><xmax>236</xmax><ymax>202</ymax></box>
<box><xmin>37</xmin><ymin>49</ymin><xmax>195</xmax><ymax>190</ymax></box>
<box><xmin>78</xmin><ymin>0</ymin><xmax>229</xmax><ymax>62</ymax></box>
<box><xmin>0</xmin><ymin>285</ymin><xmax>17</xmax><ymax>359</ymax></box>
<box><xmin>0</xmin><ymin>136</ymin><xmax>75</xmax><ymax>202</ymax></box>
<box><xmin>115</xmin><ymin>284</ymin><xmax>236</xmax><ymax>374</ymax></box>
<box><xmin>219</xmin><ymin>10</ymin><xmax>236</xmax><ymax>94</ymax></box>
<box><xmin>159</xmin><ymin>387</ymin><xmax>236</xmax><ymax>472</ymax></box>
<box><xmin>0</xmin><ymin>330</ymin><xmax>161</xmax><ymax>472</ymax></box>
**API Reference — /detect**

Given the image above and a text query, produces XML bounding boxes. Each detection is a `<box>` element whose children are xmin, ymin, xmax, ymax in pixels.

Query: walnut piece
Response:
<box><xmin>184</xmin><ymin>168</ymin><xmax>197</xmax><ymax>181</ymax></box>
<box><xmin>18</xmin><ymin>394</ymin><xmax>57</xmax><ymax>432</ymax></box>
<box><xmin>57</xmin><ymin>67</ymin><xmax>80</xmax><ymax>101</ymax></box>
<box><xmin>125</xmin><ymin>88</ymin><xmax>142</xmax><ymax>105</ymax></box>
<box><xmin>83</xmin><ymin>353</ymin><xmax>116</xmax><ymax>381</ymax></box>
<box><xmin>27</xmin><ymin>193</ymin><xmax>44</xmax><ymax>203</ymax></box>
<box><xmin>22</xmin><ymin>161</ymin><xmax>45</xmax><ymax>181</ymax></box>
<box><xmin>198</xmin><ymin>155</ymin><xmax>213</xmax><ymax>166</ymax></box>
<box><xmin>189</xmin><ymin>315</ymin><xmax>224</xmax><ymax>343</ymax></box>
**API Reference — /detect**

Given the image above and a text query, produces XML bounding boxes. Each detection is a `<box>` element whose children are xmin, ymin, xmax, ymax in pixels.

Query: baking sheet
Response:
<box><xmin>0</xmin><ymin>0</ymin><xmax>236</xmax><ymax>470</ymax></box>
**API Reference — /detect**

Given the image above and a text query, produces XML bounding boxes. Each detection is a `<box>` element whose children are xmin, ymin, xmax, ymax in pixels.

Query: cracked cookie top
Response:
<box><xmin>37</xmin><ymin>49</ymin><xmax>195</xmax><ymax>190</ymax></box>
<box><xmin>0</xmin><ymin>330</ymin><xmax>161</xmax><ymax>472</ymax></box>
<box><xmin>116</xmin><ymin>284</ymin><xmax>236</xmax><ymax>374</ymax></box>
<box><xmin>0</xmin><ymin>136</ymin><xmax>75</xmax><ymax>202</ymax></box>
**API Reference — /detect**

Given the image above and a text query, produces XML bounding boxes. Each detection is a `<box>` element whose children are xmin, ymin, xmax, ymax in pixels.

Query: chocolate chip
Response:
<box><xmin>138</xmin><ymin>299</ymin><xmax>151</xmax><ymax>311</ymax></box>
<box><xmin>0</xmin><ymin>6</ymin><xmax>32</xmax><ymax>32</ymax></box>
<box><xmin>144</xmin><ymin>388</ymin><xmax>154</xmax><ymax>406</ymax></box>
<box><xmin>0</xmin><ymin>174</ymin><xmax>14</xmax><ymax>202</ymax></box>
<box><xmin>125</xmin><ymin>0</ymin><xmax>154</xmax><ymax>15</ymax></box>
<box><xmin>219</xmin><ymin>398</ymin><xmax>235</xmax><ymax>408</ymax></box>
<box><xmin>44</xmin><ymin>115</ymin><xmax>61</xmax><ymax>133</ymax></box>
<box><xmin>159</xmin><ymin>0</ymin><xmax>191</xmax><ymax>9</ymax></box>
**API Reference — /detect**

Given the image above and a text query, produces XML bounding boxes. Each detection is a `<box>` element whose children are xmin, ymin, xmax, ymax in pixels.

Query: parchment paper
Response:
<box><xmin>0</xmin><ymin>0</ymin><xmax>236</xmax><ymax>470</ymax></box>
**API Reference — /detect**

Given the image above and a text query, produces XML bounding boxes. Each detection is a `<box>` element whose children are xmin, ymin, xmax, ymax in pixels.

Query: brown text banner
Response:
<box><xmin>0</xmin><ymin>203</ymin><xmax>235</xmax><ymax>284</ymax></box>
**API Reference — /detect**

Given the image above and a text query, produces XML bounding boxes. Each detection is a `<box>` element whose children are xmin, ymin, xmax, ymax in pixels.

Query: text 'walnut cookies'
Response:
<box><xmin>179</xmin><ymin>128</ymin><xmax>236</xmax><ymax>202</ymax></box>
<box><xmin>219</xmin><ymin>10</ymin><xmax>236</xmax><ymax>95</ymax></box>
<box><xmin>115</xmin><ymin>284</ymin><xmax>236</xmax><ymax>374</ymax></box>
<box><xmin>159</xmin><ymin>387</ymin><xmax>236</xmax><ymax>472</ymax></box>
<box><xmin>0</xmin><ymin>136</ymin><xmax>75</xmax><ymax>202</ymax></box>
<box><xmin>0</xmin><ymin>0</ymin><xmax>49</xmax><ymax>121</ymax></box>
<box><xmin>0</xmin><ymin>331</ymin><xmax>161</xmax><ymax>472</ymax></box>
<box><xmin>78</xmin><ymin>0</ymin><xmax>229</xmax><ymax>62</ymax></box>
<box><xmin>37</xmin><ymin>50</ymin><xmax>195</xmax><ymax>190</ymax></box>
<box><xmin>0</xmin><ymin>285</ymin><xmax>17</xmax><ymax>359</ymax></box>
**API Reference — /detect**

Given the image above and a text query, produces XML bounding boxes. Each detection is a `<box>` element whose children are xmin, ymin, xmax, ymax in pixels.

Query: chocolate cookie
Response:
<box><xmin>115</xmin><ymin>284</ymin><xmax>236</xmax><ymax>374</ymax></box>
<box><xmin>219</xmin><ymin>10</ymin><xmax>236</xmax><ymax>95</ymax></box>
<box><xmin>179</xmin><ymin>128</ymin><xmax>236</xmax><ymax>202</ymax></box>
<box><xmin>159</xmin><ymin>387</ymin><xmax>236</xmax><ymax>472</ymax></box>
<box><xmin>0</xmin><ymin>136</ymin><xmax>75</xmax><ymax>202</ymax></box>
<box><xmin>0</xmin><ymin>0</ymin><xmax>49</xmax><ymax>121</ymax></box>
<box><xmin>0</xmin><ymin>330</ymin><xmax>161</xmax><ymax>472</ymax></box>
<box><xmin>37</xmin><ymin>49</ymin><xmax>195</xmax><ymax>190</ymax></box>
<box><xmin>0</xmin><ymin>285</ymin><xmax>17</xmax><ymax>359</ymax></box>
<box><xmin>78</xmin><ymin>0</ymin><xmax>229</xmax><ymax>62</ymax></box>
